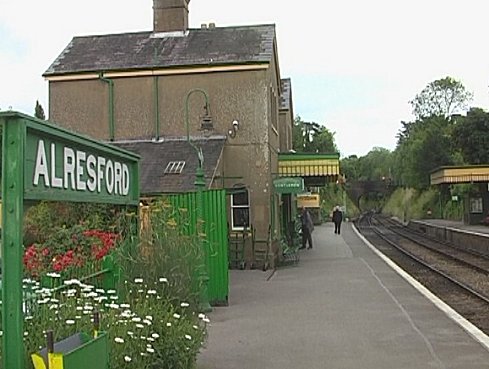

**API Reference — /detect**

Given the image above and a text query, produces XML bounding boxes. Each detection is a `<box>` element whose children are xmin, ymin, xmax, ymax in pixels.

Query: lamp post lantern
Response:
<box><xmin>184</xmin><ymin>88</ymin><xmax>212</xmax><ymax>313</ymax></box>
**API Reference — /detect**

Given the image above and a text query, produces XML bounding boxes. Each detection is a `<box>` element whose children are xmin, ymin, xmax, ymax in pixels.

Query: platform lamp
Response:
<box><xmin>184</xmin><ymin>88</ymin><xmax>212</xmax><ymax>313</ymax></box>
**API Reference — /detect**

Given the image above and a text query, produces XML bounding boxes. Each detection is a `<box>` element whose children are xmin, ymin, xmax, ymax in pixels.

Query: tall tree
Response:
<box><xmin>357</xmin><ymin>147</ymin><xmax>394</xmax><ymax>181</ymax></box>
<box><xmin>340</xmin><ymin>155</ymin><xmax>359</xmax><ymax>181</ymax></box>
<box><xmin>292</xmin><ymin>116</ymin><xmax>338</xmax><ymax>153</ymax></box>
<box><xmin>393</xmin><ymin>116</ymin><xmax>453</xmax><ymax>189</ymax></box>
<box><xmin>452</xmin><ymin>108</ymin><xmax>489</xmax><ymax>164</ymax></box>
<box><xmin>35</xmin><ymin>100</ymin><xmax>46</xmax><ymax>120</ymax></box>
<box><xmin>409</xmin><ymin>76</ymin><xmax>473</xmax><ymax>119</ymax></box>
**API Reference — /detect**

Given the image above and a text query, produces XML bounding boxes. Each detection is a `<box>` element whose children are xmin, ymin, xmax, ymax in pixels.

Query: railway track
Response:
<box><xmin>355</xmin><ymin>212</ymin><xmax>489</xmax><ymax>334</ymax></box>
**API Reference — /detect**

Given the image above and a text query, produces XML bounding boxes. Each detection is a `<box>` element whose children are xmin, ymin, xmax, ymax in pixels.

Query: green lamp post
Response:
<box><xmin>184</xmin><ymin>88</ymin><xmax>212</xmax><ymax>313</ymax></box>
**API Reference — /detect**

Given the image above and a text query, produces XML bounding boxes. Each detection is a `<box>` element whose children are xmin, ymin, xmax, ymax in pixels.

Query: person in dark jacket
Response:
<box><xmin>332</xmin><ymin>205</ymin><xmax>343</xmax><ymax>235</ymax></box>
<box><xmin>300</xmin><ymin>206</ymin><xmax>314</xmax><ymax>249</ymax></box>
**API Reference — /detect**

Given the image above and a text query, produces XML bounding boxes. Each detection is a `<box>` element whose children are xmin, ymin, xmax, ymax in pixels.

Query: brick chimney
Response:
<box><xmin>153</xmin><ymin>0</ymin><xmax>190</xmax><ymax>33</ymax></box>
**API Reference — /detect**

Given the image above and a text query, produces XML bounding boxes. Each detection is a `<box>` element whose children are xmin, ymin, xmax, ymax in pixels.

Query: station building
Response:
<box><xmin>43</xmin><ymin>0</ymin><xmax>340</xmax><ymax>265</ymax></box>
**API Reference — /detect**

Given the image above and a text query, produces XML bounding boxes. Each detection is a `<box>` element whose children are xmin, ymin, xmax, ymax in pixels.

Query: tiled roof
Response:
<box><xmin>112</xmin><ymin>137</ymin><xmax>225</xmax><ymax>195</ymax></box>
<box><xmin>44</xmin><ymin>25</ymin><xmax>276</xmax><ymax>76</ymax></box>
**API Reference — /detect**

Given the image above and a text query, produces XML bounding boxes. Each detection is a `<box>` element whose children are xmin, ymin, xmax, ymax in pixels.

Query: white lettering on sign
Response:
<box><xmin>33</xmin><ymin>140</ymin><xmax>49</xmax><ymax>186</ymax></box>
<box><xmin>86</xmin><ymin>154</ymin><xmax>97</xmax><ymax>192</ymax></box>
<box><xmin>51</xmin><ymin>143</ymin><xmax>63</xmax><ymax>188</ymax></box>
<box><xmin>33</xmin><ymin>139</ymin><xmax>131</xmax><ymax>196</ymax></box>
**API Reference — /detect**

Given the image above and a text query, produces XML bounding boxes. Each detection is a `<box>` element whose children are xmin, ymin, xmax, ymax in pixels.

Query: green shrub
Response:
<box><xmin>1</xmin><ymin>199</ymin><xmax>208</xmax><ymax>369</ymax></box>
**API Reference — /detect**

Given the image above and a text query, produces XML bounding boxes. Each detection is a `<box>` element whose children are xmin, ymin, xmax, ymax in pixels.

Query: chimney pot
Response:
<box><xmin>201</xmin><ymin>23</ymin><xmax>208</xmax><ymax>29</ymax></box>
<box><xmin>208</xmin><ymin>22</ymin><xmax>216</xmax><ymax>29</ymax></box>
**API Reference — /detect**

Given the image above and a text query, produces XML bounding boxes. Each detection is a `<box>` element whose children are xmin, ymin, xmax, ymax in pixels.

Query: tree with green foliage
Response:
<box><xmin>409</xmin><ymin>76</ymin><xmax>473</xmax><ymax>119</ymax></box>
<box><xmin>452</xmin><ymin>108</ymin><xmax>489</xmax><ymax>164</ymax></box>
<box><xmin>357</xmin><ymin>147</ymin><xmax>394</xmax><ymax>181</ymax></box>
<box><xmin>292</xmin><ymin>116</ymin><xmax>338</xmax><ymax>153</ymax></box>
<box><xmin>34</xmin><ymin>100</ymin><xmax>46</xmax><ymax>120</ymax></box>
<box><xmin>394</xmin><ymin>116</ymin><xmax>454</xmax><ymax>189</ymax></box>
<box><xmin>340</xmin><ymin>155</ymin><xmax>359</xmax><ymax>181</ymax></box>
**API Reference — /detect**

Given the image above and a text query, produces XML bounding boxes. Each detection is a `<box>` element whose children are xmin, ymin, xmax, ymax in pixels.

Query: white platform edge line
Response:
<box><xmin>352</xmin><ymin>224</ymin><xmax>489</xmax><ymax>351</ymax></box>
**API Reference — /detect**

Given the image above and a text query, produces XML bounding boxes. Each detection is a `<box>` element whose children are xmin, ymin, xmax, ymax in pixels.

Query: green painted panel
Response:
<box><xmin>278</xmin><ymin>152</ymin><xmax>340</xmax><ymax>161</ymax></box>
<box><xmin>62</xmin><ymin>332</ymin><xmax>109</xmax><ymax>369</ymax></box>
<box><xmin>168</xmin><ymin>189</ymin><xmax>229</xmax><ymax>305</ymax></box>
<box><xmin>23</xmin><ymin>121</ymin><xmax>140</xmax><ymax>205</ymax></box>
<box><xmin>1</xmin><ymin>114</ymin><xmax>26</xmax><ymax>369</ymax></box>
<box><xmin>0</xmin><ymin>111</ymin><xmax>140</xmax><ymax>369</ymax></box>
<box><xmin>203</xmin><ymin>189</ymin><xmax>229</xmax><ymax>305</ymax></box>
<box><xmin>273</xmin><ymin>177</ymin><xmax>305</xmax><ymax>194</ymax></box>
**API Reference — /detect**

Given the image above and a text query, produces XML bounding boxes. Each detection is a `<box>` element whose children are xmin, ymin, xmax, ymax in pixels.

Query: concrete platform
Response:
<box><xmin>197</xmin><ymin>222</ymin><xmax>489</xmax><ymax>369</ymax></box>
<box><xmin>416</xmin><ymin>218</ymin><xmax>489</xmax><ymax>235</ymax></box>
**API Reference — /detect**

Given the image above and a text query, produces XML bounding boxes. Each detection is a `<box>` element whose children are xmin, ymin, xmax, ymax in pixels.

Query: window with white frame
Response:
<box><xmin>231</xmin><ymin>190</ymin><xmax>250</xmax><ymax>230</ymax></box>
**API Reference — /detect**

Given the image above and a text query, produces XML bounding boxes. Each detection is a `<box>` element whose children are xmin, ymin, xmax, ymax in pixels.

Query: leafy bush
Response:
<box><xmin>18</xmin><ymin>277</ymin><xmax>208</xmax><ymax>369</ymax></box>
<box><xmin>23</xmin><ymin>226</ymin><xmax>118</xmax><ymax>277</ymax></box>
<box><xmin>1</xmin><ymin>199</ymin><xmax>208</xmax><ymax>369</ymax></box>
<box><xmin>383</xmin><ymin>187</ymin><xmax>448</xmax><ymax>221</ymax></box>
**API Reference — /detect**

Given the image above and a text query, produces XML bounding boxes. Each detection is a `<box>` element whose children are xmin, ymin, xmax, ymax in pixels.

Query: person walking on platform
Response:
<box><xmin>332</xmin><ymin>205</ymin><xmax>343</xmax><ymax>235</ymax></box>
<box><xmin>300</xmin><ymin>206</ymin><xmax>314</xmax><ymax>249</ymax></box>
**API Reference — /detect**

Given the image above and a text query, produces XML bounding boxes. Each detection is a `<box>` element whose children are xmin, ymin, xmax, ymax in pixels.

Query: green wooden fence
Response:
<box><xmin>169</xmin><ymin>189</ymin><xmax>229</xmax><ymax>305</ymax></box>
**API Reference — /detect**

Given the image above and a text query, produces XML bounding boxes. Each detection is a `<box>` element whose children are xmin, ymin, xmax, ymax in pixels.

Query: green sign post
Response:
<box><xmin>0</xmin><ymin>112</ymin><xmax>140</xmax><ymax>369</ymax></box>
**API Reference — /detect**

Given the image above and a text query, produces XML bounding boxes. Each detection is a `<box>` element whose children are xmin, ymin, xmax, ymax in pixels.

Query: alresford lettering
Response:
<box><xmin>33</xmin><ymin>139</ymin><xmax>130</xmax><ymax>195</ymax></box>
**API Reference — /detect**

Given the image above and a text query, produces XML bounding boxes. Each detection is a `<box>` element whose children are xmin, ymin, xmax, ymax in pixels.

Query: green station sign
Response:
<box><xmin>273</xmin><ymin>177</ymin><xmax>305</xmax><ymax>194</ymax></box>
<box><xmin>24</xmin><ymin>126</ymin><xmax>139</xmax><ymax>204</ymax></box>
<box><xmin>0</xmin><ymin>112</ymin><xmax>140</xmax><ymax>369</ymax></box>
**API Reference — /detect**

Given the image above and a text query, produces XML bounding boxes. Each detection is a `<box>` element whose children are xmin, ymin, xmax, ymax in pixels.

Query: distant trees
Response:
<box><xmin>35</xmin><ymin>100</ymin><xmax>46</xmax><ymax>120</ymax></box>
<box><xmin>292</xmin><ymin>116</ymin><xmax>338</xmax><ymax>153</ymax></box>
<box><xmin>452</xmin><ymin>108</ymin><xmax>489</xmax><ymax>164</ymax></box>
<box><xmin>409</xmin><ymin>76</ymin><xmax>473</xmax><ymax>119</ymax></box>
<box><xmin>292</xmin><ymin>77</ymin><xmax>486</xmax><ymax>194</ymax></box>
<box><xmin>394</xmin><ymin>116</ymin><xmax>454</xmax><ymax>188</ymax></box>
<box><xmin>392</xmin><ymin>76</ymin><xmax>488</xmax><ymax>189</ymax></box>
<box><xmin>341</xmin><ymin>148</ymin><xmax>394</xmax><ymax>182</ymax></box>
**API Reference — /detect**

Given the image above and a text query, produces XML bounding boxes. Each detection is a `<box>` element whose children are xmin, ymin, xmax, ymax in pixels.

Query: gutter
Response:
<box><xmin>99</xmin><ymin>72</ymin><xmax>115</xmax><ymax>141</ymax></box>
<box><xmin>153</xmin><ymin>76</ymin><xmax>160</xmax><ymax>140</ymax></box>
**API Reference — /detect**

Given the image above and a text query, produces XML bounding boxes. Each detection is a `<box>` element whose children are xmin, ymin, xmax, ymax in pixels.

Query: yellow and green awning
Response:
<box><xmin>431</xmin><ymin>165</ymin><xmax>489</xmax><ymax>185</ymax></box>
<box><xmin>278</xmin><ymin>153</ymin><xmax>340</xmax><ymax>177</ymax></box>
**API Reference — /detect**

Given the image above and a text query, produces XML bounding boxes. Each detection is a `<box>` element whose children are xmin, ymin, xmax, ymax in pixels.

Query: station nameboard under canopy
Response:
<box><xmin>273</xmin><ymin>177</ymin><xmax>305</xmax><ymax>194</ymax></box>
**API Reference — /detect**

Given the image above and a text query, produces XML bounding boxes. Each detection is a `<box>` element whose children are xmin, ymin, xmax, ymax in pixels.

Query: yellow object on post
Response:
<box><xmin>297</xmin><ymin>194</ymin><xmax>320</xmax><ymax>208</ymax></box>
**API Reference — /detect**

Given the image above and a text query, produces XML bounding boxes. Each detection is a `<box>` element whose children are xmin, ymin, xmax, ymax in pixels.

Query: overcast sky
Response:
<box><xmin>1</xmin><ymin>0</ymin><xmax>488</xmax><ymax>157</ymax></box>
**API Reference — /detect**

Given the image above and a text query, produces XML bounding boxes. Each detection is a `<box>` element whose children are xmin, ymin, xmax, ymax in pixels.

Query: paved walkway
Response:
<box><xmin>197</xmin><ymin>222</ymin><xmax>489</xmax><ymax>369</ymax></box>
<box><xmin>416</xmin><ymin>218</ymin><xmax>489</xmax><ymax>235</ymax></box>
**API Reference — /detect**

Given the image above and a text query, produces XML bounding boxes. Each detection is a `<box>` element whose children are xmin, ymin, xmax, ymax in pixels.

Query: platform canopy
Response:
<box><xmin>430</xmin><ymin>165</ymin><xmax>489</xmax><ymax>185</ymax></box>
<box><xmin>278</xmin><ymin>153</ymin><xmax>340</xmax><ymax>177</ymax></box>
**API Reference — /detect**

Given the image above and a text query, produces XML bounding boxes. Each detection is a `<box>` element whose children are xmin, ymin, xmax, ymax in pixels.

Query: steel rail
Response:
<box><xmin>360</xmin><ymin>213</ymin><xmax>489</xmax><ymax>306</ymax></box>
